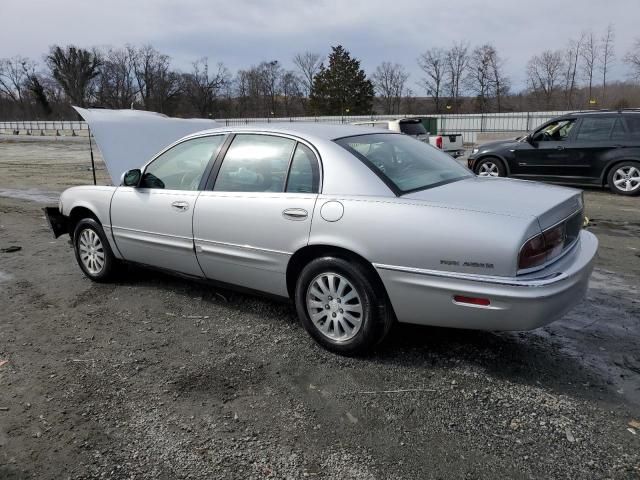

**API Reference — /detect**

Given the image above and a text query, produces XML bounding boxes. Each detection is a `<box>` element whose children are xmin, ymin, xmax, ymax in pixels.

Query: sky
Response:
<box><xmin>1</xmin><ymin>0</ymin><xmax>639</xmax><ymax>92</ymax></box>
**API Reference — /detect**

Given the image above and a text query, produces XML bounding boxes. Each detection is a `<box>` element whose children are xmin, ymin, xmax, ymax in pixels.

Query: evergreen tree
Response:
<box><xmin>309</xmin><ymin>45</ymin><xmax>374</xmax><ymax>115</ymax></box>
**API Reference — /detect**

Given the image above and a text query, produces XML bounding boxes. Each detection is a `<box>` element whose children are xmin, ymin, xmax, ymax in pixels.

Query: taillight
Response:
<box><xmin>435</xmin><ymin>136</ymin><xmax>443</xmax><ymax>149</ymax></box>
<box><xmin>518</xmin><ymin>223</ymin><xmax>566</xmax><ymax>270</ymax></box>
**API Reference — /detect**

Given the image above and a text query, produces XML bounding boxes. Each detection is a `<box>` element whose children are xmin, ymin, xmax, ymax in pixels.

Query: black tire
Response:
<box><xmin>475</xmin><ymin>157</ymin><xmax>506</xmax><ymax>177</ymax></box>
<box><xmin>607</xmin><ymin>161</ymin><xmax>640</xmax><ymax>196</ymax></box>
<box><xmin>294</xmin><ymin>256</ymin><xmax>394</xmax><ymax>355</ymax></box>
<box><xmin>73</xmin><ymin>218</ymin><xmax>119</xmax><ymax>282</ymax></box>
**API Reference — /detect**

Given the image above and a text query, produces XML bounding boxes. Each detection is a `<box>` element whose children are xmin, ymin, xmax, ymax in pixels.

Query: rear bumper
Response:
<box><xmin>44</xmin><ymin>207</ymin><xmax>69</xmax><ymax>238</ymax></box>
<box><xmin>375</xmin><ymin>230</ymin><xmax>598</xmax><ymax>331</ymax></box>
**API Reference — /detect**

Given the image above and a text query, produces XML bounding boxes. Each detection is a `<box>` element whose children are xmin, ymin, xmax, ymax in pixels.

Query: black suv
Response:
<box><xmin>467</xmin><ymin>110</ymin><xmax>640</xmax><ymax>195</ymax></box>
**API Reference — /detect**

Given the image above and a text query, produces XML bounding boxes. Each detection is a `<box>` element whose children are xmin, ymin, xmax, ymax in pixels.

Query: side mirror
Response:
<box><xmin>122</xmin><ymin>169</ymin><xmax>141</xmax><ymax>187</ymax></box>
<box><xmin>527</xmin><ymin>133</ymin><xmax>537</xmax><ymax>144</ymax></box>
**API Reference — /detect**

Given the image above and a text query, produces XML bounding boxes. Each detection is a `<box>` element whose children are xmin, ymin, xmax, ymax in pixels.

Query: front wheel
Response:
<box><xmin>607</xmin><ymin>162</ymin><xmax>640</xmax><ymax>196</ymax></box>
<box><xmin>475</xmin><ymin>158</ymin><xmax>506</xmax><ymax>177</ymax></box>
<box><xmin>294</xmin><ymin>257</ymin><xmax>394</xmax><ymax>355</ymax></box>
<box><xmin>73</xmin><ymin>218</ymin><xmax>119</xmax><ymax>282</ymax></box>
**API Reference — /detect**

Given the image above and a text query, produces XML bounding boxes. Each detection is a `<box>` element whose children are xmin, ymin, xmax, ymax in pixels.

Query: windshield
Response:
<box><xmin>335</xmin><ymin>133</ymin><xmax>472</xmax><ymax>194</ymax></box>
<box><xmin>399</xmin><ymin>121</ymin><xmax>427</xmax><ymax>136</ymax></box>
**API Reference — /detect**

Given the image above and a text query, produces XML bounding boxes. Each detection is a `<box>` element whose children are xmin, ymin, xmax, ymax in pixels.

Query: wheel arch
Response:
<box><xmin>601</xmin><ymin>158</ymin><xmax>640</xmax><ymax>186</ymax></box>
<box><xmin>69</xmin><ymin>205</ymin><xmax>101</xmax><ymax>232</ymax></box>
<box><xmin>66</xmin><ymin>201</ymin><xmax>123</xmax><ymax>259</ymax></box>
<box><xmin>286</xmin><ymin>244</ymin><xmax>389</xmax><ymax>302</ymax></box>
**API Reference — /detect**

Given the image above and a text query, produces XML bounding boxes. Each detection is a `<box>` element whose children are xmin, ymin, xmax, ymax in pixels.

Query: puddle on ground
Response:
<box><xmin>535</xmin><ymin>269</ymin><xmax>640</xmax><ymax>406</ymax></box>
<box><xmin>588</xmin><ymin>219</ymin><xmax>640</xmax><ymax>238</ymax></box>
<box><xmin>0</xmin><ymin>271</ymin><xmax>13</xmax><ymax>283</ymax></box>
<box><xmin>0</xmin><ymin>188</ymin><xmax>59</xmax><ymax>204</ymax></box>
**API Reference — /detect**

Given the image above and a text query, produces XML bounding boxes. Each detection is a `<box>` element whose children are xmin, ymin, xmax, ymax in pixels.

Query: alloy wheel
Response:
<box><xmin>613</xmin><ymin>166</ymin><xmax>640</xmax><ymax>192</ymax></box>
<box><xmin>78</xmin><ymin>228</ymin><xmax>105</xmax><ymax>275</ymax></box>
<box><xmin>478</xmin><ymin>161</ymin><xmax>500</xmax><ymax>177</ymax></box>
<box><xmin>306</xmin><ymin>272</ymin><xmax>363</xmax><ymax>342</ymax></box>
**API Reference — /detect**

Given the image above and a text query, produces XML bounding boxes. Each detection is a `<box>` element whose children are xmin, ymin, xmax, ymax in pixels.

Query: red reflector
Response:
<box><xmin>453</xmin><ymin>295</ymin><xmax>491</xmax><ymax>306</ymax></box>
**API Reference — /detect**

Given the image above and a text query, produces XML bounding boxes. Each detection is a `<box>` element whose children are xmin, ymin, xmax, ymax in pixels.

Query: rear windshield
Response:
<box><xmin>335</xmin><ymin>133</ymin><xmax>472</xmax><ymax>194</ymax></box>
<box><xmin>399</xmin><ymin>121</ymin><xmax>427</xmax><ymax>136</ymax></box>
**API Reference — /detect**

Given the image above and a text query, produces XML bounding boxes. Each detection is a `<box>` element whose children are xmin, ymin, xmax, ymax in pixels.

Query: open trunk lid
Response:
<box><xmin>74</xmin><ymin>107</ymin><xmax>220</xmax><ymax>184</ymax></box>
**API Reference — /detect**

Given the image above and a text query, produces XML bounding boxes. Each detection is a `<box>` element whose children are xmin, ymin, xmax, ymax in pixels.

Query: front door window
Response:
<box><xmin>533</xmin><ymin>120</ymin><xmax>575</xmax><ymax>142</ymax></box>
<box><xmin>141</xmin><ymin>136</ymin><xmax>224</xmax><ymax>190</ymax></box>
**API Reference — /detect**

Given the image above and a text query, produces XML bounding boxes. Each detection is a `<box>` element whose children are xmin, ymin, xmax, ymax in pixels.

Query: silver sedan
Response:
<box><xmin>46</xmin><ymin>122</ymin><xmax>598</xmax><ymax>354</ymax></box>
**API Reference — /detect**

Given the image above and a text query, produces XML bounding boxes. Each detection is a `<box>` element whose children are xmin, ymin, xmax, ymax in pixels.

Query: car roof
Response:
<box><xmin>182</xmin><ymin>122</ymin><xmax>401</xmax><ymax>142</ymax></box>
<box><xmin>564</xmin><ymin>109</ymin><xmax>640</xmax><ymax>117</ymax></box>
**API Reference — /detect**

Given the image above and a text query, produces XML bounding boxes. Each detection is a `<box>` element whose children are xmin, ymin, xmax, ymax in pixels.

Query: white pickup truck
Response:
<box><xmin>429</xmin><ymin>133</ymin><xmax>465</xmax><ymax>158</ymax></box>
<box><xmin>352</xmin><ymin>118</ymin><xmax>464</xmax><ymax>157</ymax></box>
<box><xmin>351</xmin><ymin>119</ymin><xmax>429</xmax><ymax>142</ymax></box>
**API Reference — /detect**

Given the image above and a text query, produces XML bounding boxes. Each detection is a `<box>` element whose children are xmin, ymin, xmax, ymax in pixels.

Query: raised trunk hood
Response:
<box><xmin>404</xmin><ymin>177</ymin><xmax>582</xmax><ymax>229</ymax></box>
<box><xmin>74</xmin><ymin>107</ymin><xmax>219</xmax><ymax>184</ymax></box>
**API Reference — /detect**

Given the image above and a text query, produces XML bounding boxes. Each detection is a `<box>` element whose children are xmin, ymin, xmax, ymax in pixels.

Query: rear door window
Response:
<box><xmin>213</xmin><ymin>134</ymin><xmax>295</xmax><ymax>192</ymax></box>
<box><xmin>575</xmin><ymin>117</ymin><xmax>617</xmax><ymax>142</ymax></box>
<box><xmin>285</xmin><ymin>143</ymin><xmax>319</xmax><ymax>194</ymax></box>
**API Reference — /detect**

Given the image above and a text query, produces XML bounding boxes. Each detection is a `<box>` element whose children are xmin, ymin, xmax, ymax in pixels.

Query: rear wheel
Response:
<box><xmin>73</xmin><ymin>218</ymin><xmax>119</xmax><ymax>282</ymax></box>
<box><xmin>294</xmin><ymin>257</ymin><xmax>393</xmax><ymax>355</ymax></box>
<box><xmin>475</xmin><ymin>157</ymin><xmax>506</xmax><ymax>177</ymax></box>
<box><xmin>607</xmin><ymin>162</ymin><xmax>640</xmax><ymax>196</ymax></box>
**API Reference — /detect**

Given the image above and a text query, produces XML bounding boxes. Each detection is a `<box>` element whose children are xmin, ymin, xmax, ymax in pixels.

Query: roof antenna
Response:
<box><xmin>88</xmin><ymin>126</ymin><xmax>97</xmax><ymax>185</ymax></box>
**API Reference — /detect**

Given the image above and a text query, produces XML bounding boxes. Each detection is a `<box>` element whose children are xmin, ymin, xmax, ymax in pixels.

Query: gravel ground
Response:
<box><xmin>0</xmin><ymin>138</ymin><xmax>639</xmax><ymax>479</ymax></box>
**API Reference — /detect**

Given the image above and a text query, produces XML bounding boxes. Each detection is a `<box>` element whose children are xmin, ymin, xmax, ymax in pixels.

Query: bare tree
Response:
<box><xmin>260</xmin><ymin>60</ymin><xmax>283</xmax><ymax>116</ymax></box>
<box><xmin>580</xmin><ymin>31</ymin><xmax>601</xmax><ymax>103</ymax></box>
<box><xmin>372</xmin><ymin>61</ymin><xmax>409</xmax><ymax>114</ymax></box>
<box><xmin>444</xmin><ymin>42</ymin><xmax>469</xmax><ymax>111</ymax></box>
<box><xmin>46</xmin><ymin>45</ymin><xmax>101</xmax><ymax>106</ymax></box>
<box><xmin>234</xmin><ymin>62</ymin><xmax>286</xmax><ymax>117</ymax></box>
<box><xmin>0</xmin><ymin>56</ymin><xmax>33</xmax><ymax>107</ymax></box>
<box><xmin>562</xmin><ymin>34</ymin><xmax>585</xmax><ymax>109</ymax></box>
<box><xmin>182</xmin><ymin>58</ymin><xmax>230</xmax><ymax>117</ymax></box>
<box><xmin>466</xmin><ymin>45</ymin><xmax>496</xmax><ymax>113</ymax></box>
<box><xmin>417</xmin><ymin>48</ymin><xmax>446</xmax><ymax>113</ymax></box>
<box><xmin>292</xmin><ymin>52</ymin><xmax>323</xmax><ymax>97</ymax></box>
<box><xmin>624</xmin><ymin>38</ymin><xmax>640</xmax><ymax>82</ymax></box>
<box><xmin>96</xmin><ymin>47</ymin><xmax>137</xmax><ymax>109</ymax></box>
<box><xmin>488</xmin><ymin>48</ymin><xmax>510</xmax><ymax>112</ymax></box>
<box><xmin>131</xmin><ymin>45</ymin><xmax>181</xmax><ymax>113</ymax></box>
<box><xmin>279</xmin><ymin>70</ymin><xmax>302</xmax><ymax>116</ymax></box>
<box><xmin>600</xmin><ymin>24</ymin><xmax>615</xmax><ymax>103</ymax></box>
<box><xmin>24</xmin><ymin>72</ymin><xmax>52</xmax><ymax>117</ymax></box>
<box><xmin>527</xmin><ymin>50</ymin><xmax>565</xmax><ymax>109</ymax></box>
<box><xmin>403</xmin><ymin>87</ymin><xmax>417</xmax><ymax>114</ymax></box>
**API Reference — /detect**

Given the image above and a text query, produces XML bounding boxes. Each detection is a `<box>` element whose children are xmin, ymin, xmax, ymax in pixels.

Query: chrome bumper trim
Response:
<box><xmin>373</xmin><ymin>263</ymin><xmax>565</xmax><ymax>288</ymax></box>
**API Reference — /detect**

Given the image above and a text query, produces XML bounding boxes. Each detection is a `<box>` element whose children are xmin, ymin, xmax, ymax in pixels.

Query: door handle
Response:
<box><xmin>171</xmin><ymin>201</ymin><xmax>190</xmax><ymax>212</ymax></box>
<box><xmin>282</xmin><ymin>208</ymin><xmax>308</xmax><ymax>220</ymax></box>
<box><xmin>556</xmin><ymin>146</ymin><xmax>565</xmax><ymax>151</ymax></box>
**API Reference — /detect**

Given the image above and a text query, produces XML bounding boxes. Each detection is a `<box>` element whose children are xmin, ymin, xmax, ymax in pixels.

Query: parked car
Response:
<box><xmin>467</xmin><ymin>110</ymin><xmax>640</xmax><ymax>196</ymax></box>
<box><xmin>351</xmin><ymin>118</ymin><xmax>429</xmax><ymax>142</ymax></box>
<box><xmin>429</xmin><ymin>133</ymin><xmax>465</xmax><ymax>158</ymax></box>
<box><xmin>46</xmin><ymin>118</ymin><xmax>597</xmax><ymax>355</ymax></box>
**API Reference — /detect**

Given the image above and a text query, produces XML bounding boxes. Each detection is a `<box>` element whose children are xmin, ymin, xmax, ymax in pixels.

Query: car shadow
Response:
<box><xmin>114</xmin><ymin>264</ymin><xmax>633</xmax><ymax>407</ymax></box>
